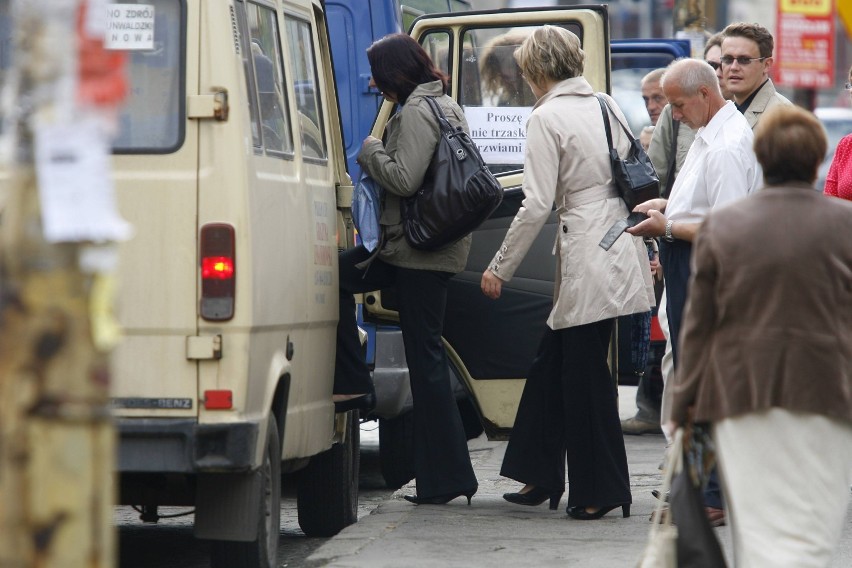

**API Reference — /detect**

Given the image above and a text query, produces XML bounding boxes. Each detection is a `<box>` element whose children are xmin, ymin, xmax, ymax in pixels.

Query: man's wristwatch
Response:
<box><xmin>663</xmin><ymin>219</ymin><xmax>675</xmax><ymax>242</ymax></box>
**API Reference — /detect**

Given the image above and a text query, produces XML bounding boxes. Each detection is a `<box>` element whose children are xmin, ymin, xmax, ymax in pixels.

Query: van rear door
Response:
<box><xmin>363</xmin><ymin>7</ymin><xmax>611</xmax><ymax>438</ymax></box>
<box><xmin>111</xmin><ymin>0</ymin><xmax>200</xmax><ymax>419</ymax></box>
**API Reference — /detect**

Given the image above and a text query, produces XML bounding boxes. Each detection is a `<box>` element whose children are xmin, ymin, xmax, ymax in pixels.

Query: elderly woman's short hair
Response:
<box><xmin>754</xmin><ymin>106</ymin><xmax>827</xmax><ymax>185</ymax></box>
<box><xmin>514</xmin><ymin>25</ymin><xmax>584</xmax><ymax>86</ymax></box>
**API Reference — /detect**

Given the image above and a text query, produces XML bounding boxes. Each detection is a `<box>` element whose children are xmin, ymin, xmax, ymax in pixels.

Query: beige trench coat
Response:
<box><xmin>488</xmin><ymin>77</ymin><xmax>655</xmax><ymax>330</ymax></box>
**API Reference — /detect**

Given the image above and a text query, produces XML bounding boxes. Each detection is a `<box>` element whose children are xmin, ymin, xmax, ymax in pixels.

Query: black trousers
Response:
<box><xmin>334</xmin><ymin>246</ymin><xmax>477</xmax><ymax>498</ymax></box>
<box><xmin>500</xmin><ymin>320</ymin><xmax>631</xmax><ymax>508</ymax></box>
<box><xmin>659</xmin><ymin>239</ymin><xmax>692</xmax><ymax>368</ymax></box>
<box><xmin>659</xmin><ymin>239</ymin><xmax>724</xmax><ymax>508</ymax></box>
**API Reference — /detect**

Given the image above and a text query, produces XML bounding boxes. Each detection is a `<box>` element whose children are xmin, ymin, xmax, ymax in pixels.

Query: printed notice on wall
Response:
<box><xmin>464</xmin><ymin>106</ymin><xmax>532</xmax><ymax>165</ymax></box>
<box><xmin>34</xmin><ymin>117</ymin><xmax>133</xmax><ymax>243</ymax></box>
<box><xmin>106</xmin><ymin>4</ymin><xmax>155</xmax><ymax>50</ymax></box>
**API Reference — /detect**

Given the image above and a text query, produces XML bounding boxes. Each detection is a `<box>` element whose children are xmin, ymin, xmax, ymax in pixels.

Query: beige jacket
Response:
<box><xmin>741</xmin><ymin>78</ymin><xmax>792</xmax><ymax>129</ymax></box>
<box><xmin>671</xmin><ymin>185</ymin><xmax>852</xmax><ymax>425</ymax></box>
<box><xmin>358</xmin><ymin>81</ymin><xmax>471</xmax><ymax>273</ymax></box>
<box><xmin>488</xmin><ymin>77</ymin><xmax>655</xmax><ymax>330</ymax></box>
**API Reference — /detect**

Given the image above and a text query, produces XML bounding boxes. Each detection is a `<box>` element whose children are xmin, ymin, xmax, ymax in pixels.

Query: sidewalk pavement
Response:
<box><xmin>309</xmin><ymin>387</ymin><xmax>852</xmax><ymax>568</ymax></box>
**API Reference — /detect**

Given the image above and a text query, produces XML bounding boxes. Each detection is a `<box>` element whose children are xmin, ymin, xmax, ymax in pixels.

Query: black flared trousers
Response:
<box><xmin>500</xmin><ymin>320</ymin><xmax>631</xmax><ymax>508</ymax></box>
<box><xmin>334</xmin><ymin>246</ymin><xmax>477</xmax><ymax>498</ymax></box>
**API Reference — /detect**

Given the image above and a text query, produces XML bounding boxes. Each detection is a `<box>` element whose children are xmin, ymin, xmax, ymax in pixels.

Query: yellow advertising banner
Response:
<box><xmin>841</xmin><ymin>0</ymin><xmax>852</xmax><ymax>37</ymax></box>
<box><xmin>780</xmin><ymin>0</ymin><xmax>832</xmax><ymax>16</ymax></box>
<box><xmin>776</xmin><ymin>0</ymin><xmax>836</xmax><ymax>88</ymax></box>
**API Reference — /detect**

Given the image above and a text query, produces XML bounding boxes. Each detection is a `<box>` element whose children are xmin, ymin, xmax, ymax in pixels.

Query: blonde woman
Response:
<box><xmin>481</xmin><ymin>26</ymin><xmax>654</xmax><ymax>519</ymax></box>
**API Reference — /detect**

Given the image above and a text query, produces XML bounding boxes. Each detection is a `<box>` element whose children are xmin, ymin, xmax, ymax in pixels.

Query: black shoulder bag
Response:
<box><xmin>594</xmin><ymin>94</ymin><xmax>660</xmax><ymax>211</ymax></box>
<box><xmin>401</xmin><ymin>96</ymin><xmax>503</xmax><ymax>251</ymax></box>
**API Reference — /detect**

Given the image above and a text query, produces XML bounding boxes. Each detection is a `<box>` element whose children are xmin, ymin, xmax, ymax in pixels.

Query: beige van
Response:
<box><xmin>107</xmin><ymin>1</ymin><xmax>356</xmax><ymax>566</ymax></box>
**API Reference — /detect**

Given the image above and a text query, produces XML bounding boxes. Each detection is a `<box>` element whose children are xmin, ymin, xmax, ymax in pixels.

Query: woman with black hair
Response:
<box><xmin>333</xmin><ymin>33</ymin><xmax>478</xmax><ymax>505</ymax></box>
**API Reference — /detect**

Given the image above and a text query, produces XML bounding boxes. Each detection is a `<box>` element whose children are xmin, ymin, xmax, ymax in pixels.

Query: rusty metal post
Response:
<box><xmin>673</xmin><ymin>0</ymin><xmax>707</xmax><ymax>58</ymax></box>
<box><xmin>0</xmin><ymin>1</ymin><xmax>117</xmax><ymax>566</ymax></box>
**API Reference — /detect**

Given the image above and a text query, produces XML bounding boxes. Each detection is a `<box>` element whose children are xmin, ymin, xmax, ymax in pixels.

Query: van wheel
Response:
<box><xmin>378</xmin><ymin>411</ymin><xmax>415</xmax><ymax>489</ymax></box>
<box><xmin>210</xmin><ymin>414</ymin><xmax>281</xmax><ymax>568</ymax></box>
<box><xmin>296</xmin><ymin>411</ymin><xmax>359</xmax><ymax>537</ymax></box>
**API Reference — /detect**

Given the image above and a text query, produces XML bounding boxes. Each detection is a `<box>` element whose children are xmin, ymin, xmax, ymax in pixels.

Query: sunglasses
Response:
<box><xmin>707</xmin><ymin>60</ymin><xmax>721</xmax><ymax>71</ymax></box>
<box><xmin>721</xmin><ymin>56</ymin><xmax>768</xmax><ymax>67</ymax></box>
<box><xmin>845</xmin><ymin>82</ymin><xmax>852</xmax><ymax>91</ymax></box>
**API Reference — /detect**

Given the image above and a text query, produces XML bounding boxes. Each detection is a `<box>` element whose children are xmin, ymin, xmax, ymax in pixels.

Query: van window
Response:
<box><xmin>112</xmin><ymin>0</ymin><xmax>185</xmax><ymax>153</ymax></box>
<box><xmin>458</xmin><ymin>24</ymin><xmax>581</xmax><ymax>173</ymax></box>
<box><xmin>284</xmin><ymin>17</ymin><xmax>327</xmax><ymax>161</ymax></box>
<box><xmin>245</xmin><ymin>2</ymin><xmax>294</xmax><ymax>156</ymax></box>
<box><xmin>419</xmin><ymin>30</ymin><xmax>451</xmax><ymax>78</ymax></box>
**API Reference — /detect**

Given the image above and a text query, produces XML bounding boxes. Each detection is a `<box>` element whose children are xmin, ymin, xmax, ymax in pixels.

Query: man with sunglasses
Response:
<box><xmin>721</xmin><ymin>22</ymin><xmax>791</xmax><ymax>128</ymax></box>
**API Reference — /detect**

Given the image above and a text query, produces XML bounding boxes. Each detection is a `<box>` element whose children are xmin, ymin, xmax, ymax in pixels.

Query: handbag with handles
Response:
<box><xmin>401</xmin><ymin>96</ymin><xmax>503</xmax><ymax>251</ymax></box>
<box><xmin>637</xmin><ymin>428</ymin><xmax>682</xmax><ymax>568</ymax></box>
<box><xmin>595</xmin><ymin>94</ymin><xmax>661</xmax><ymax>211</ymax></box>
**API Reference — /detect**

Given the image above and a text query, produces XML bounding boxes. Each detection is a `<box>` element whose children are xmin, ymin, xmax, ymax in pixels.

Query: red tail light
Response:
<box><xmin>200</xmin><ymin>223</ymin><xmax>235</xmax><ymax>321</ymax></box>
<box><xmin>204</xmin><ymin>390</ymin><xmax>233</xmax><ymax>410</ymax></box>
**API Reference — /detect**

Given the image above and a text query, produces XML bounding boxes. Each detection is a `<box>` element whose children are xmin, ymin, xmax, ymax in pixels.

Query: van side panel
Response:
<box><xmin>192</xmin><ymin>0</ymin><xmax>338</xmax><ymax>461</ymax></box>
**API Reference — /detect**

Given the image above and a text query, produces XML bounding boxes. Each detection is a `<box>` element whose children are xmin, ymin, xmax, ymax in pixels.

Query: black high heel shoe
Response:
<box><xmin>503</xmin><ymin>486</ymin><xmax>563</xmax><ymax>510</ymax></box>
<box><xmin>403</xmin><ymin>488</ymin><xmax>477</xmax><ymax>505</ymax></box>
<box><xmin>334</xmin><ymin>391</ymin><xmax>376</xmax><ymax>414</ymax></box>
<box><xmin>567</xmin><ymin>503</ymin><xmax>631</xmax><ymax>520</ymax></box>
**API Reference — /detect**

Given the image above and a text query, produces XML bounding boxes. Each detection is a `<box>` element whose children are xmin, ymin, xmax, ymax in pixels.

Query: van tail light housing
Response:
<box><xmin>200</xmin><ymin>223</ymin><xmax>235</xmax><ymax>321</ymax></box>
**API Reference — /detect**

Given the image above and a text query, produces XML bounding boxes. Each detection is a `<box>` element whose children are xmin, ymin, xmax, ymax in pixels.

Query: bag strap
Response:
<box><xmin>423</xmin><ymin>95</ymin><xmax>454</xmax><ymax>136</ymax></box>
<box><xmin>595</xmin><ymin>93</ymin><xmax>639</xmax><ymax>144</ymax></box>
<box><xmin>594</xmin><ymin>93</ymin><xmax>616</xmax><ymax>154</ymax></box>
<box><xmin>649</xmin><ymin>428</ymin><xmax>683</xmax><ymax>534</ymax></box>
<box><xmin>664</xmin><ymin>115</ymin><xmax>680</xmax><ymax>198</ymax></box>
<box><xmin>423</xmin><ymin>95</ymin><xmax>475</xmax><ymax>163</ymax></box>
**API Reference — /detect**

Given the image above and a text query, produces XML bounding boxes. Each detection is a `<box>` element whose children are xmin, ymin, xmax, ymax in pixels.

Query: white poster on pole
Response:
<box><xmin>34</xmin><ymin>116</ymin><xmax>133</xmax><ymax>243</ymax></box>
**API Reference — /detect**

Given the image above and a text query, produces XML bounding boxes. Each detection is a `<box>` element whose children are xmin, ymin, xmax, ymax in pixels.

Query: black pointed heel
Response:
<box><xmin>567</xmin><ymin>503</ymin><xmax>631</xmax><ymax>520</ymax></box>
<box><xmin>403</xmin><ymin>488</ymin><xmax>477</xmax><ymax>505</ymax></box>
<box><xmin>502</xmin><ymin>486</ymin><xmax>563</xmax><ymax>510</ymax></box>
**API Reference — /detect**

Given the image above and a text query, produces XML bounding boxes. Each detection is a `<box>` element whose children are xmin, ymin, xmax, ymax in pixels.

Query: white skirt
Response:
<box><xmin>714</xmin><ymin>408</ymin><xmax>852</xmax><ymax>568</ymax></box>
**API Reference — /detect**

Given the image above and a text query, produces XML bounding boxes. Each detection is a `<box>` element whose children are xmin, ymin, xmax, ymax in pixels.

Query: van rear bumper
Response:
<box><xmin>117</xmin><ymin>418</ymin><xmax>260</xmax><ymax>473</ymax></box>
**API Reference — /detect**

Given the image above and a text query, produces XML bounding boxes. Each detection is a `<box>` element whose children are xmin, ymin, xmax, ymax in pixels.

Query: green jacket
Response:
<box><xmin>357</xmin><ymin>81</ymin><xmax>471</xmax><ymax>273</ymax></box>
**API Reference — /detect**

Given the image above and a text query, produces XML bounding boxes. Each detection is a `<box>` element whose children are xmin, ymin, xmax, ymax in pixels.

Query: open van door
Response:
<box><xmin>362</xmin><ymin>6</ymin><xmax>611</xmax><ymax>439</ymax></box>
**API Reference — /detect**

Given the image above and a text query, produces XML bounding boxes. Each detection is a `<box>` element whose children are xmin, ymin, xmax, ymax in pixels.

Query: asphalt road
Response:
<box><xmin>116</xmin><ymin>423</ymin><xmax>389</xmax><ymax>568</ymax></box>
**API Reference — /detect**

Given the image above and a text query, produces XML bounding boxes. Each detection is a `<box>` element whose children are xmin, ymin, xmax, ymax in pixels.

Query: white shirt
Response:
<box><xmin>665</xmin><ymin>101</ymin><xmax>761</xmax><ymax>224</ymax></box>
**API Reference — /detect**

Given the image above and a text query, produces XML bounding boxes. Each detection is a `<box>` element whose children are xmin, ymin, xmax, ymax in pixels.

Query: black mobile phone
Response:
<box><xmin>625</xmin><ymin>211</ymin><xmax>649</xmax><ymax>227</ymax></box>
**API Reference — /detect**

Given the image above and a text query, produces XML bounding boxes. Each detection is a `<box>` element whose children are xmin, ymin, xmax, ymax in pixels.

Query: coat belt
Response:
<box><xmin>560</xmin><ymin>184</ymin><xmax>619</xmax><ymax>210</ymax></box>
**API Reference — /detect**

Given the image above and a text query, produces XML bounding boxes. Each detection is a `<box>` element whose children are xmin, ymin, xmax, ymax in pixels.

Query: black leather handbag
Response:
<box><xmin>595</xmin><ymin>94</ymin><xmax>660</xmax><ymax>210</ymax></box>
<box><xmin>402</xmin><ymin>96</ymin><xmax>503</xmax><ymax>251</ymax></box>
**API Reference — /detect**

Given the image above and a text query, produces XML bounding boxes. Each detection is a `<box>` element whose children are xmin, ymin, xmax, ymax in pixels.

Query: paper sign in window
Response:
<box><xmin>106</xmin><ymin>4</ymin><xmax>155</xmax><ymax>50</ymax></box>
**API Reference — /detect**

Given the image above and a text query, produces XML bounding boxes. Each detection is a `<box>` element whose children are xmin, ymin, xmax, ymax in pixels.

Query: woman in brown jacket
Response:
<box><xmin>333</xmin><ymin>33</ymin><xmax>478</xmax><ymax>505</ymax></box>
<box><xmin>481</xmin><ymin>26</ymin><xmax>654</xmax><ymax>519</ymax></box>
<box><xmin>671</xmin><ymin>105</ymin><xmax>852</xmax><ymax>566</ymax></box>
